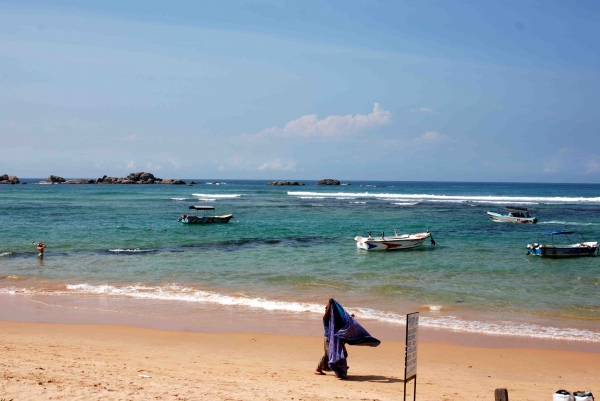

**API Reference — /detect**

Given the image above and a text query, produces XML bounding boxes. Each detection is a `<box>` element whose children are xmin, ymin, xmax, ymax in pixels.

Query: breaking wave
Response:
<box><xmin>108</xmin><ymin>249</ymin><xmax>156</xmax><ymax>253</ymax></box>
<box><xmin>192</xmin><ymin>194</ymin><xmax>241</xmax><ymax>198</ymax></box>
<box><xmin>4</xmin><ymin>283</ymin><xmax>598</xmax><ymax>343</ymax></box>
<box><xmin>287</xmin><ymin>192</ymin><xmax>600</xmax><ymax>205</ymax></box>
<box><xmin>0</xmin><ymin>252</ymin><xmax>13</xmax><ymax>257</ymax></box>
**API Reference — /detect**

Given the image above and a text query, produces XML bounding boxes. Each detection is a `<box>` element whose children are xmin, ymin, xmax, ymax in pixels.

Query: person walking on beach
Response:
<box><xmin>315</xmin><ymin>298</ymin><xmax>336</xmax><ymax>375</ymax></box>
<box><xmin>315</xmin><ymin>298</ymin><xmax>380</xmax><ymax>379</ymax></box>
<box><xmin>36</xmin><ymin>241</ymin><xmax>46</xmax><ymax>258</ymax></box>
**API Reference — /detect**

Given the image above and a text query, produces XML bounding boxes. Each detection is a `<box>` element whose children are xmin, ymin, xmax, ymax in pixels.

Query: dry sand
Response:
<box><xmin>1</xmin><ymin>321</ymin><xmax>599</xmax><ymax>401</ymax></box>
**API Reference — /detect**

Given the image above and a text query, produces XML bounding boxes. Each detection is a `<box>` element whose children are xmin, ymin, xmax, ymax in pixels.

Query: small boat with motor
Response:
<box><xmin>178</xmin><ymin>205</ymin><xmax>234</xmax><ymax>224</ymax></box>
<box><xmin>355</xmin><ymin>230</ymin><xmax>436</xmax><ymax>251</ymax></box>
<box><xmin>527</xmin><ymin>230</ymin><xmax>599</xmax><ymax>257</ymax></box>
<box><xmin>487</xmin><ymin>206</ymin><xmax>537</xmax><ymax>224</ymax></box>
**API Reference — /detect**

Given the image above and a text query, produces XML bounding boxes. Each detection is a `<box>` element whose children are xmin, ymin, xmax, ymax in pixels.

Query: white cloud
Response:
<box><xmin>257</xmin><ymin>158</ymin><xmax>298</xmax><ymax>171</ymax></box>
<box><xmin>125</xmin><ymin>160</ymin><xmax>135</xmax><ymax>169</ymax></box>
<box><xmin>6</xmin><ymin>120</ymin><xmax>34</xmax><ymax>131</ymax></box>
<box><xmin>414</xmin><ymin>131</ymin><xmax>448</xmax><ymax>143</ymax></box>
<box><xmin>169</xmin><ymin>159</ymin><xmax>181</xmax><ymax>169</ymax></box>
<box><xmin>146</xmin><ymin>162</ymin><xmax>163</xmax><ymax>171</ymax></box>
<box><xmin>122</xmin><ymin>134</ymin><xmax>137</xmax><ymax>142</ymax></box>
<box><xmin>586</xmin><ymin>156</ymin><xmax>600</xmax><ymax>174</ymax></box>
<box><xmin>410</xmin><ymin>107</ymin><xmax>433</xmax><ymax>113</ymax></box>
<box><xmin>250</xmin><ymin>103</ymin><xmax>390</xmax><ymax>139</ymax></box>
<box><xmin>543</xmin><ymin>147</ymin><xmax>572</xmax><ymax>173</ymax></box>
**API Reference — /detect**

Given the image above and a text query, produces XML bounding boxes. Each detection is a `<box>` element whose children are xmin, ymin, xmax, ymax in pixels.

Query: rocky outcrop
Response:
<box><xmin>34</xmin><ymin>172</ymin><xmax>188</xmax><ymax>185</ymax></box>
<box><xmin>267</xmin><ymin>181</ymin><xmax>305</xmax><ymax>186</ymax></box>
<box><xmin>48</xmin><ymin>175</ymin><xmax>66</xmax><ymax>183</ymax></box>
<box><xmin>65</xmin><ymin>179</ymin><xmax>95</xmax><ymax>184</ymax></box>
<box><xmin>316</xmin><ymin>179</ymin><xmax>340</xmax><ymax>185</ymax></box>
<box><xmin>0</xmin><ymin>174</ymin><xmax>19</xmax><ymax>184</ymax></box>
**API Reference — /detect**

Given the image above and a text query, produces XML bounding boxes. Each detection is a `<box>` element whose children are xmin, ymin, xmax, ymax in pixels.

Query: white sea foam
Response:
<box><xmin>8</xmin><ymin>283</ymin><xmax>591</xmax><ymax>343</ymax></box>
<box><xmin>0</xmin><ymin>252</ymin><xmax>12</xmax><ymax>257</ymax></box>
<box><xmin>428</xmin><ymin>305</ymin><xmax>443</xmax><ymax>311</ymax></box>
<box><xmin>171</xmin><ymin>197</ymin><xmax>188</xmax><ymax>201</ymax></box>
<box><xmin>393</xmin><ymin>202</ymin><xmax>419</xmax><ymax>206</ymax></box>
<box><xmin>108</xmin><ymin>248</ymin><xmax>155</xmax><ymax>253</ymax></box>
<box><xmin>192</xmin><ymin>194</ymin><xmax>241</xmax><ymax>198</ymax></box>
<box><xmin>196</xmin><ymin>198</ymin><xmax>216</xmax><ymax>202</ymax></box>
<box><xmin>287</xmin><ymin>191</ymin><xmax>600</xmax><ymax>205</ymax></box>
<box><xmin>350</xmin><ymin>201</ymin><xmax>367</xmax><ymax>204</ymax></box>
<box><xmin>539</xmin><ymin>221</ymin><xmax>599</xmax><ymax>226</ymax></box>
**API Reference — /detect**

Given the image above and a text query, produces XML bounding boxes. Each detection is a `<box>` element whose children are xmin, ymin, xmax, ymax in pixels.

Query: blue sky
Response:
<box><xmin>1</xmin><ymin>1</ymin><xmax>600</xmax><ymax>182</ymax></box>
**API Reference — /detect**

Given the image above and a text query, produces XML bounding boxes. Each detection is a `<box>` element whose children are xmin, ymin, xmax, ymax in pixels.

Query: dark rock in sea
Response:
<box><xmin>0</xmin><ymin>174</ymin><xmax>20</xmax><ymax>184</ymax></box>
<box><xmin>161</xmin><ymin>178</ymin><xmax>173</xmax><ymax>184</ymax></box>
<box><xmin>171</xmin><ymin>179</ymin><xmax>186</xmax><ymax>185</ymax></box>
<box><xmin>266</xmin><ymin>181</ymin><xmax>305</xmax><ymax>186</ymax></box>
<box><xmin>127</xmin><ymin>171</ymin><xmax>156</xmax><ymax>183</ymax></box>
<box><xmin>189</xmin><ymin>181</ymin><xmax>196</xmax><ymax>184</ymax></box>
<box><xmin>65</xmin><ymin>179</ymin><xmax>95</xmax><ymax>184</ymax></box>
<box><xmin>316</xmin><ymin>179</ymin><xmax>340</xmax><ymax>185</ymax></box>
<box><xmin>48</xmin><ymin>175</ymin><xmax>66</xmax><ymax>183</ymax></box>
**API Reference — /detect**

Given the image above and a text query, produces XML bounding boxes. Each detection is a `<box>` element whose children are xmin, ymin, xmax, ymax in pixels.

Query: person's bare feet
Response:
<box><xmin>314</xmin><ymin>369</ymin><xmax>325</xmax><ymax>375</ymax></box>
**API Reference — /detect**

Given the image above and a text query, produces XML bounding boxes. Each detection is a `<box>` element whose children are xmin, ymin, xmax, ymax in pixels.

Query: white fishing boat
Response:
<box><xmin>178</xmin><ymin>205</ymin><xmax>233</xmax><ymax>224</ymax></box>
<box><xmin>487</xmin><ymin>206</ymin><xmax>537</xmax><ymax>224</ymax></box>
<box><xmin>354</xmin><ymin>230</ymin><xmax>436</xmax><ymax>251</ymax></box>
<box><xmin>527</xmin><ymin>230</ymin><xmax>599</xmax><ymax>257</ymax></box>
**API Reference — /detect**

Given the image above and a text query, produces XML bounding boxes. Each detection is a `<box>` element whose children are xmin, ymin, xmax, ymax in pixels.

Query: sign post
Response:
<box><xmin>404</xmin><ymin>312</ymin><xmax>419</xmax><ymax>401</ymax></box>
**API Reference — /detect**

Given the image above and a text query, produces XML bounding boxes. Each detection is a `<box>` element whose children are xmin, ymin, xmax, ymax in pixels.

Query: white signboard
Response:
<box><xmin>405</xmin><ymin>312</ymin><xmax>419</xmax><ymax>380</ymax></box>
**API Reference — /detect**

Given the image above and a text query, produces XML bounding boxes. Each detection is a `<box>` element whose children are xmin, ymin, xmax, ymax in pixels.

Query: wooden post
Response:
<box><xmin>494</xmin><ymin>388</ymin><xmax>509</xmax><ymax>401</ymax></box>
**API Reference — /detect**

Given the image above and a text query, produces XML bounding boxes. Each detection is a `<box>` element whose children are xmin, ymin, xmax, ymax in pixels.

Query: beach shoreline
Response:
<box><xmin>2</xmin><ymin>292</ymin><xmax>600</xmax><ymax>353</ymax></box>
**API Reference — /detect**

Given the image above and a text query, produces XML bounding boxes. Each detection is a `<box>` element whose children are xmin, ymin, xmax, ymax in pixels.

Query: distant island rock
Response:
<box><xmin>48</xmin><ymin>175</ymin><xmax>66</xmax><ymax>183</ymax></box>
<box><xmin>37</xmin><ymin>172</ymin><xmax>188</xmax><ymax>185</ymax></box>
<box><xmin>96</xmin><ymin>172</ymin><xmax>187</xmax><ymax>184</ymax></box>
<box><xmin>0</xmin><ymin>174</ymin><xmax>20</xmax><ymax>184</ymax></box>
<box><xmin>266</xmin><ymin>181</ymin><xmax>305</xmax><ymax>186</ymax></box>
<box><xmin>316</xmin><ymin>179</ymin><xmax>340</xmax><ymax>185</ymax></box>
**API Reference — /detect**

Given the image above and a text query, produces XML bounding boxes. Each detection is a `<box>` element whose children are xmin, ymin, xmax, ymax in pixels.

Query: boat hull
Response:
<box><xmin>355</xmin><ymin>232</ymin><xmax>431</xmax><ymax>251</ymax></box>
<box><xmin>527</xmin><ymin>242</ymin><xmax>599</xmax><ymax>257</ymax></box>
<box><xmin>180</xmin><ymin>214</ymin><xmax>233</xmax><ymax>224</ymax></box>
<box><xmin>487</xmin><ymin>212</ymin><xmax>537</xmax><ymax>224</ymax></box>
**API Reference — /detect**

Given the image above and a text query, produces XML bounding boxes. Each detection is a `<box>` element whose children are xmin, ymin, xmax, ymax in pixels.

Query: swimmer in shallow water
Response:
<box><xmin>36</xmin><ymin>241</ymin><xmax>46</xmax><ymax>258</ymax></box>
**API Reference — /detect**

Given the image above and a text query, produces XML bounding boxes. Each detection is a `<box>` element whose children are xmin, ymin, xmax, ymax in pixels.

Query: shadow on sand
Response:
<box><xmin>346</xmin><ymin>375</ymin><xmax>404</xmax><ymax>383</ymax></box>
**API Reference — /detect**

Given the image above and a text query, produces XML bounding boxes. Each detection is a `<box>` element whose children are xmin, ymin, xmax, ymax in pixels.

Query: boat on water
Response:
<box><xmin>178</xmin><ymin>205</ymin><xmax>234</xmax><ymax>224</ymax></box>
<box><xmin>487</xmin><ymin>206</ymin><xmax>537</xmax><ymax>224</ymax></box>
<box><xmin>527</xmin><ymin>230</ymin><xmax>599</xmax><ymax>257</ymax></box>
<box><xmin>355</xmin><ymin>230</ymin><xmax>436</xmax><ymax>251</ymax></box>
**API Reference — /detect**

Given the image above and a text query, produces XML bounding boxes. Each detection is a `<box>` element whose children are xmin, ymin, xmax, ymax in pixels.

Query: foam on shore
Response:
<box><xmin>2</xmin><ymin>283</ymin><xmax>598</xmax><ymax>343</ymax></box>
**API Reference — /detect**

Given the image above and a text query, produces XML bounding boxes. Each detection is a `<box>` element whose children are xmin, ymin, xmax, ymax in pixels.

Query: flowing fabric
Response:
<box><xmin>327</xmin><ymin>299</ymin><xmax>380</xmax><ymax>378</ymax></box>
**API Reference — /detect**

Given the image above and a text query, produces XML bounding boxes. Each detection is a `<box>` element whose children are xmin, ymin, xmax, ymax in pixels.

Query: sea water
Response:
<box><xmin>1</xmin><ymin>180</ymin><xmax>599</xmax><ymax>342</ymax></box>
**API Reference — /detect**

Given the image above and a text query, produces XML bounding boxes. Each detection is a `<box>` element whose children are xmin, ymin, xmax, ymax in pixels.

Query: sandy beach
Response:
<box><xmin>1</xmin><ymin>318</ymin><xmax>599</xmax><ymax>401</ymax></box>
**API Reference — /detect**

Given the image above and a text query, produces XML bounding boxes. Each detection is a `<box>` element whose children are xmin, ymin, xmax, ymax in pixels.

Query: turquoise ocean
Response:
<box><xmin>1</xmin><ymin>180</ymin><xmax>599</xmax><ymax>342</ymax></box>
